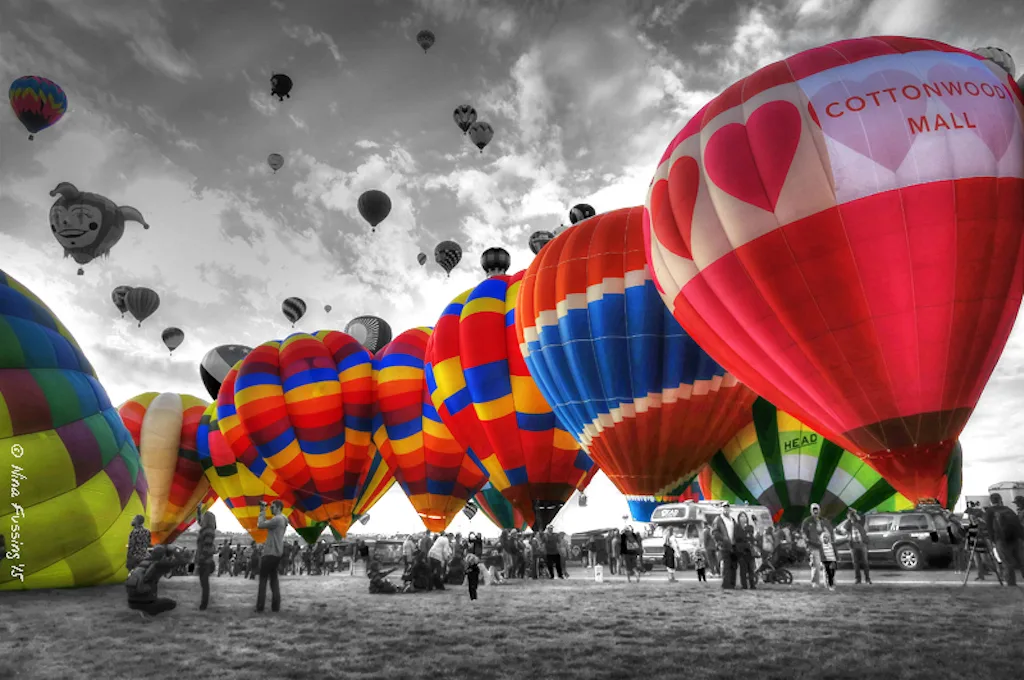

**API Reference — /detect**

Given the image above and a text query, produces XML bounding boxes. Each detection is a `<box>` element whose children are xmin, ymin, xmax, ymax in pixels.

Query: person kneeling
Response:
<box><xmin>367</xmin><ymin>561</ymin><xmax>399</xmax><ymax>594</ymax></box>
<box><xmin>126</xmin><ymin>546</ymin><xmax>179</xmax><ymax>620</ymax></box>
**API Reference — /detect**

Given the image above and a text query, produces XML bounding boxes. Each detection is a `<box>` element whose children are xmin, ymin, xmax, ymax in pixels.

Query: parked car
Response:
<box><xmin>833</xmin><ymin>507</ymin><xmax>955</xmax><ymax>571</ymax></box>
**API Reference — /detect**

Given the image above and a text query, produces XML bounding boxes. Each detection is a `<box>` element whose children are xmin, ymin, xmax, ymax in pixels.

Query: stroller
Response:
<box><xmin>754</xmin><ymin>547</ymin><xmax>794</xmax><ymax>585</ymax></box>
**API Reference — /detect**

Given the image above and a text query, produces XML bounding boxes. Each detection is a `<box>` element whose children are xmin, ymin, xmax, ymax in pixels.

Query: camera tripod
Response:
<box><xmin>961</xmin><ymin>533</ymin><xmax>1003</xmax><ymax>586</ymax></box>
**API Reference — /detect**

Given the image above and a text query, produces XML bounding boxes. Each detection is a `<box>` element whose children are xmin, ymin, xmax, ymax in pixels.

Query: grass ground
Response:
<box><xmin>1</xmin><ymin>567</ymin><xmax>1022</xmax><ymax>680</ymax></box>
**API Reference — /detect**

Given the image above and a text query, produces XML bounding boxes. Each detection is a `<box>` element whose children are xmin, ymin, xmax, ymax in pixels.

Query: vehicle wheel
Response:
<box><xmin>895</xmin><ymin>545</ymin><xmax>923</xmax><ymax>571</ymax></box>
<box><xmin>777</xmin><ymin>569</ymin><xmax>793</xmax><ymax>584</ymax></box>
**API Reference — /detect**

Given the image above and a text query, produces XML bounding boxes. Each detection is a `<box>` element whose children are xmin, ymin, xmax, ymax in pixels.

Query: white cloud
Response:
<box><xmin>355</xmin><ymin>139</ymin><xmax>380</xmax><ymax>149</ymax></box>
<box><xmin>289</xmin><ymin>113</ymin><xmax>309</xmax><ymax>131</ymax></box>
<box><xmin>282</xmin><ymin>24</ymin><xmax>344</xmax><ymax>63</ymax></box>
<box><xmin>248</xmin><ymin>89</ymin><xmax>277</xmax><ymax>116</ymax></box>
<box><xmin>856</xmin><ymin>0</ymin><xmax>950</xmax><ymax>36</ymax></box>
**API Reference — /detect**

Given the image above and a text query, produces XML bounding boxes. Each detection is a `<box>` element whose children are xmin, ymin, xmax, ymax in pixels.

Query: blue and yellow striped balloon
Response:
<box><xmin>9</xmin><ymin>75</ymin><xmax>67</xmax><ymax>139</ymax></box>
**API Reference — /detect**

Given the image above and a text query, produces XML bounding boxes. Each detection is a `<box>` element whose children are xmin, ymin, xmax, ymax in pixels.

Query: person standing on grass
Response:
<box><xmin>734</xmin><ymin>512</ymin><xmax>757</xmax><ymax>590</ymax></box>
<box><xmin>558</xmin><ymin>532</ymin><xmax>571</xmax><ymax>578</ymax></box>
<box><xmin>845</xmin><ymin>508</ymin><xmax>872</xmax><ymax>584</ymax></box>
<box><xmin>402</xmin><ymin>534</ymin><xmax>417</xmax><ymax>569</ymax></box>
<box><xmin>1014</xmin><ymin>497</ymin><xmax>1024</xmax><ymax>527</ymax></box>
<box><xmin>801</xmin><ymin>503</ymin><xmax>834</xmax><ymax>590</ymax></box>
<box><xmin>255</xmin><ymin>499</ymin><xmax>287</xmax><ymax>613</ymax></box>
<box><xmin>702</xmin><ymin>524</ymin><xmax>720</xmax><ymax>579</ymax></box>
<box><xmin>820</xmin><ymin>529</ymin><xmax>838</xmax><ymax>591</ymax></box>
<box><xmin>522</xmin><ymin>535</ymin><xmax>534</xmax><ymax>579</ymax></box>
<box><xmin>984</xmin><ymin>492</ymin><xmax>1024</xmax><ymax>587</ymax></box>
<box><xmin>663</xmin><ymin>527</ymin><xmax>677</xmax><ymax>582</ymax></box>
<box><xmin>428</xmin><ymin>532</ymin><xmax>452</xmax><ymax>589</ymax></box>
<box><xmin>694</xmin><ymin>545</ymin><xmax>708</xmax><ymax>582</ymax></box>
<box><xmin>544</xmin><ymin>525</ymin><xmax>565</xmax><ymax>579</ymax></box>
<box><xmin>712</xmin><ymin>504</ymin><xmax>738</xmax><ymax>590</ymax></box>
<box><xmin>217</xmin><ymin>540</ymin><xmax>232</xmax><ymax>577</ymax></box>
<box><xmin>194</xmin><ymin>502</ymin><xmax>217</xmax><ymax>611</ymax></box>
<box><xmin>587</xmin><ymin>534</ymin><xmax>598</xmax><ymax>569</ymax></box>
<box><xmin>472</xmin><ymin>531</ymin><xmax>484</xmax><ymax>559</ymax></box>
<box><xmin>126</xmin><ymin>546</ymin><xmax>179</xmax><ymax>620</ymax></box>
<box><xmin>466</xmin><ymin>553</ymin><xmax>481</xmax><ymax>601</ymax></box>
<box><xmin>620</xmin><ymin>525</ymin><xmax>643</xmax><ymax>583</ymax></box>
<box><xmin>126</xmin><ymin>514</ymin><xmax>150</xmax><ymax>572</ymax></box>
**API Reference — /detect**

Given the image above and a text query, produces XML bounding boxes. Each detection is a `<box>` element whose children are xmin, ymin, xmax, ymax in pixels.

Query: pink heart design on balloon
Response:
<box><xmin>704</xmin><ymin>100</ymin><xmax>802</xmax><ymax>213</ymax></box>
<box><xmin>809</xmin><ymin>70</ymin><xmax>928</xmax><ymax>172</ymax></box>
<box><xmin>926</xmin><ymin>62</ymin><xmax>1017</xmax><ymax>162</ymax></box>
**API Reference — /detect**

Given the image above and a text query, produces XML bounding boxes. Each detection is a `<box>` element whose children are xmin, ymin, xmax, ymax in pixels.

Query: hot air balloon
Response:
<box><xmin>199</xmin><ymin>344</ymin><xmax>252</xmax><ymax>401</ymax></box>
<box><xmin>528</xmin><ymin>230</ymin><xmax>554</xmax><ymax>255</ymax></box>
<box><xmin>118</xmin><ymin>392</ymin><xmax>214</xmax><ymax>545</ymax></box>
<box><xmin>569</xmin><ymin>204</ymin><xmax>596</xmax><ymax>224</ymax></box>
<box><xmin>698</xmin><ymin>398</ymin><xmax>964</xmax><ymax>525</ymax></box>
<box><xmin>480</xmin><ymin>247</ymin><xmax>511</xmax><ymax>276</ymax></box>
<box><xmin>474</xmin><ymin>482</ymin><xmax>529</xmax><ymax>531</ymax></box>
<box><xmin>462</xmin><ymin>500</ymin><xmax>479</xmax><ymax>519</ymax></box>
<box><xmin>196</xmin><ymin>402</ymin><xmax>315</xmax><ymax>542</ymax></box>
<box><xmin>126</xmin><ymin>287</ymin><xmax>160</xmax><ymax>327</ymax></box>
<box><xmin>163</xmin><ymin>486</ymin><xmax>218</xmax><ymax>545</ymax></box>
<box><xmin>425</xmin><ymin>259</ymin><xmax>594</xmax><ymax>530</ymax></box>
<box><xmin>162</xmin><ymin>327</ymin><xmax>184</xmax><ymax>354</ymax></box>
<box><xmin>644</xmin><ymin>36</ymin><xmax>1024</xmax><ymax>505</ymax></box>
<box><xmin>553</xmin><ymin>224</ymin><xmax>569</xmax><ymax>237</ymax></box>
<box><xmin>416</xmin><ymin>29</ymin><xmax>435</xmax><ymax>53</ymax></box>
<box><xmin>344</xmin><ymin>315</ymin><xmax>393</xmax><ymax>354</ymax></box>
<box><xmin>417</xmin><ymin>252</ymin><xmax>428</xmax><ymax>266</ymax></box>
<box><xmin>282</xmin><ymin>297</ymin><xmax>306</xmax><ymax>327</ymax></box>
<box><xmin>434</xmin><ymin>240</ymin><xmax>462</xmax><ymax>277</ymax></box>
<box><xmin>48</xmin><ymin>182</ymin><xmax>149</xmax><ymax>275</ymax></box>
<box><xmin>357</xmin><ymin>190</ymin><xmax>392</xmax><ymax>232</ymax></box>
<box><xmin>453</xmin><ymin>105</ymin><xmax>477</xmax><ymax>134</ymax></box>
<box><xmin>9</xmin><ymin>76</ymin><xmax>67</xmax><ymax>140</ymax></box>
<box><xmin>0</xmin><ymin>270</ymin><xmax>148</xmax><ymax>590</ymax></box>
<box><xmin>324</xmin><ymin>304</ymin><xmax>332</xmax><ymax>313</ymax></box>
<box><xmin>973</xmin><ymin>46</ymin><xmax>1016</xmax><ymax>78</ymax></box>
<box><xmin>516</xmin><ymin>206</ymin><xmax>757</xmax><ymax>521</ymax></box>
<box><xmin>222</xmin><ymin>331</ymin><xmax>376</xmax><ymax>537</ymax></box>
<box><xmin>270</xmin><ymin>73</ymin><xmax>292</xmax><ymax>100</ymax></box>
<box><xmin>467</xmin><ymin>122</ymin><xmax>494</xmax><ymax>152</ymax></box>
<box><xmin>351</xmin><ymin>449</ymin><xmax>396</xmax><ymax>524</ymax></box>
<box><xmin>112</xmin><ymin>285</ymin><xmax>132</xmax><ymax>317</ymax></box>
<box><xmin>375</xmin><ymin>327</ymin><xmax>489</xmax><ymax>531</ymax></box>
<box><xmin>267</xmin><ymin>153</ymin><xmax>284</xmax><ymax>173</ymax></box>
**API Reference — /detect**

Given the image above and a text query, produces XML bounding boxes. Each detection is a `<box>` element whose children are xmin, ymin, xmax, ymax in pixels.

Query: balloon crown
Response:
<box><xmin>480</xmin><ymin>247</ymin><xmax>511</xmax><ymax>277</ymax></box>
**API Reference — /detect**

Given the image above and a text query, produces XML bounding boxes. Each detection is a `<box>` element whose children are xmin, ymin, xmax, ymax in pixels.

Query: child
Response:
<box><xmin>694</xmin><ymin>547</ymin><xmax>708</xmax><ymax>582</ymax></box>
<box><xmin>820</xmin><ymin>531</ymin><xmax>837</xmax><ymax>590</ymax></box>
<box><xmin>466</xmin><ymin>554</ymin><xmax>481</xmax><ymax>601</ymax></box>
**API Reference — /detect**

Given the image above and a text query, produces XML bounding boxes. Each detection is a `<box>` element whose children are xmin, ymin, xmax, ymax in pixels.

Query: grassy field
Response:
<box><xmin>2</xmin><ymin>569</ymin><xmax>1021</xmax><ymax>680</ymax></box>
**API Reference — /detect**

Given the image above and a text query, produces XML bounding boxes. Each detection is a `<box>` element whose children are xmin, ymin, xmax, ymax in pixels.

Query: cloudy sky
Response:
<box><xmin>2</xmin><ymin>0</ymin><xmax>1023</xmax><ymax>535</ymax></box>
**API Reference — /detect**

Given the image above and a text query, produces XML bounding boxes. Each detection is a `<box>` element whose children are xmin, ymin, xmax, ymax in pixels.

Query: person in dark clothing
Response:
<box><xmin>125</xmin><ymin>546</ymin><xmax>179</xmax><ymax>620</ymax></box>
<box><xmin>543</xmin><ymin>526</ymin><xmax>564</xmax><ymax>579</ymax></box>
<box><xmin>712</xmin><ymin>503</ymin><xmax>738</xmax><ymax>589</ymax></box>
<box><xmin>194</xmin><ymin>502</ymin><xmax>217</xmax><ymax>610</ymax></box>
<box><xmin>472</xmin><ymin>532</ymin><xmax>483</xmax><ymax>558</ymax></box>
<box><xmin>845</xmin><ymin>508</ymin><xmax>872</xmax><ymax>584</ymax></box>
<box><xmin>217</xmin><ymin>540</ymin><xmax>232</xmax><ymax>577</ymax></box>
<box><xmin>620</xmin><ymin>526</ymin><xmax>643</xmax><ymax>582</ymax></box>
<box><xmin>466</xmin><ymin>554</ymin><xmax>481</xmax><ymax>600</ymax></box>
<box><xmin>734</xmin><ymin>512</ymin><xmax>757</xmax><ymax>589</ymax></box>
<box><xmin>984</xmin><ymin>493</ymin><xmax>1024</xmax><ymax>586</ymax></box>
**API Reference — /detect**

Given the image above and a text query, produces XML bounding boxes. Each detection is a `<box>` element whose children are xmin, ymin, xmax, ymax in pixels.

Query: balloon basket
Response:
<box><xmin>28</xmin><ymin>134</ymin><xmax>35</xmax><ymax>141</ymax></box>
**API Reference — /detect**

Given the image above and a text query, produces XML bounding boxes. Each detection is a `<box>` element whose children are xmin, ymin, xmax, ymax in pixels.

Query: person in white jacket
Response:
<box><xmin>427</xmin><ymin>533</ymin><xmax>452</xmax><ymax>590</ymax></box>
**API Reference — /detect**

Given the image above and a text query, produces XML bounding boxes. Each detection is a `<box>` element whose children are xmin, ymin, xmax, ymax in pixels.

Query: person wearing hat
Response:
<box><xmin>984</xmin><ymin>493</ymin><xmax>1024</xmax><ymax>586</ymax></box>
<box><xmin>711</xmin><ymin>502</ymin><xmax>738</xmax><ymax>589</ymax></box>
<box><xmin>800</xmin><ymin>503</ymin><xmax>835</xmax><ymax>590</ymax></box>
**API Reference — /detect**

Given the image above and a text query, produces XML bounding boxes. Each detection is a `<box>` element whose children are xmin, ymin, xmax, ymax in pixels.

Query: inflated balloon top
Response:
<box><xmin>644</xmin><ymin>36</ymin><xmax>1024</xmax><ymax>505</ymax></box>
<box><xmin>282</xmin><ymin>297</ymin><xmax>306</xmax><ymax>327</ymax></box>
<box><xmin>434</xmin><ymin>240</ymin><xmax>463</xmax><ymax>277</ymax></box>
<box><xmin>480</xmin><ymin>247</ymin><xmax>511</xmax><ymax>277</ymax></box>
<box><xmin>9</xmin><ymin>75</ymin><xmax>67</xmax><ymax>140</ymax></box>
<box><xmin>267</xmin><ymin>153</ymin><xmax>284</xmax><ymax>173</ymax></box>
<box><xmin>344</xmin><ymin>315</ymin><xmax>393</xmax><ymax>354</ymax></box>
<box><xmin>972</xmin><ymin>46</ymin><xmax>1016</xmax><ymax>78</ymax></box>
<box><xmin>111</xmin><ymin>285</ymin><xmax>132</xmax><ymax>317</ymax></box>
<box><xmin>417</xmin><ymin>252</ymin><xmax>428</xmax><ymax>266</ymax></box>
<box><xmin>528</xmin><ymin>230</ymin><xmax>554</xmax><ymax>255</ymax></box>
<box><xmin>568</xmin><ymin>203</ymin><xmax>596</xmax><ymax>224</ymax></box>
<box><xmin>48</xmin><ymin>182</ymin><xmax>149</xmax><ymax>275</ymax></box>
<box><xmin>1</xmin><ymin>269</ymin><xmax>148</xmax><ymax>590</ymax></box>
<box><xmin>161</xmin><ymin>327</ymin><xmax>184</xmax><ymax>354</ymax></box>
<box><xmin>270</xmin><ymin>73</ymin><xmax>292</xmax><ymax>100</ymax></box>
<box><xmin>417</xmin><ymin>29</ymin><xmax>435</xmax><ymax>53</ymax></box>
<box><xmin>357</xmin><ymin>189</ymin><xmax>392</xmax><ymax>231</ymax></box>
<box><xmin>199</xmin><ymin>344</ymin><xmax>252</xmax><ymax>400</ymax></box>
<box><xmin>125</xmin><ymin>287</ymin><xmax>160</xmax><ymax>327</ymax></box>
<box><xmin>467</xmin><ymin>121</ymin><xmax>494</xmax><ymax>152</ymax></box>
<box><xmin>453</xmin><ymin>105</ymin><xmax>477</xmax><ymax>134</ymax></box>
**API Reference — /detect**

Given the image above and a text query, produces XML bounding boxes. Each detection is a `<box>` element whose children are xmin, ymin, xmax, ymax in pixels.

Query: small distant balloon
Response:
<box><xmin>9</xmin><ymin>76</ymin><xmax>67</xmax><ymax>140</ymax></box>
<box><xmin>270</xmin><ymin>73</ymin><xmax>293</xmax><ymax>101</ymax></box>
<box><xmin>112</xmin><ymin>285</ymin><xmax>132</xmax><ymax>317</ymax></box>
<box><xmin>569</xmin><ymin>204</ymin><xmax>596</xmax><ymax>224</ymax></box>
<box><xmin>973</xmin><ymin>46</ymin><xmax>1016</xmax><ymax>77</ymax></box>
<box><xmin>48</xmin><ymin>182</ymin><xmax>149</xmax><ymax>275</ymax></box>
<box><xmin>267</xmin><ymin>153</ymin><xmax>284</xmax><ymax>173</ymax></box>
<box><xmin>126</xmin><ymin>287</ymin><xmax>160</xmax><ymax>327</ymax></box>
<box><xmin>467</xmin><ymin>122</ymin><xmax>494</xmax><ymax>152</ymax></box>
<box><xmin>417</xmin><ymin>252</ymin><xmax>427</xmax><ymax>266</ymax></box>
<box><xmin>324</xmin><ymin>304</ymin><xmax>332</xmax><ymax>313</ymax></box>
<box><xmin>434</xmin><ymin>240</ymin><xmax>462</xmax><ymax>277</ymax></box>
<box><xmin>357</xmin><ymin>190</ymin><xmax>392</xmax><ymax>232</ymax></box>
<box><xmin>199</xmin><ymin>344</ymin><xmax>253</xmax><ymax>400</ymax></box>
<box><xmin>344</xmin><ymin>315</ymin><xmax>393</xmax><ymax>354</ymax></box>
<box><xmin>417</xmin><ymin>30</ymin><xmax>435</xmax><ymax>53</ymax></box>
<box><xmin>453</xmin><ymin>105</ymin><xmax>477</xmax><ymax>135</ymax></box>
<box><xmin>480</xmin><ymin>247</ymin><xmax>511</xmax><ymax>277</ymax></box>
<box><xmin>553</xmin><ymin>224</ymin><xmax>569</xmax><ymax>237</ymax></box>
<box><xmin>528</xmin><ymin>231</ymin><xmax>554</xmax><ymax>255</ymax></box>
<box><xmin>282</xmin><ymin>297</ymin><xmax>306</xmax><ymax>327</ymax></box>
<box><xmin>162</xmin><ymin>327</ymin><xmax>184</xmax><ymax>354</ymax></box>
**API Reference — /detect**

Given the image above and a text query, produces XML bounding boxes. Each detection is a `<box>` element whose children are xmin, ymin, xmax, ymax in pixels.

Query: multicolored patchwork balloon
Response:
<box><xmin>374</xmin><ymin>327</ymin><xmax>489</xmax><ymax>532</ymax></box>
<box><xmin>9</xmin><ymin>75</ymin><xmax>67</xmax><ymax>140</ymax></box>
<box><xmin>222</xmin><ymin>331</ymin><xmax>375</xmax><ymax>537</ymax></box>
<box><xmin>645</xmin><ymin>36</ymin><xmax>1024</xmax><ymax>505</ymax></box>
<box><xmin>698</xmin><ymin>398</ymin><xmax>964</xmax><ymax>524</ymax></box>
<box><xmin>351</xmin><ymin>449</ymin><xmax>395</xmax><ymax>522</ymax></box>
<box><xmin>425</xmin><ymin>272</ymin><xmax>594</xmax><ymax>530</ymax></box>
<box><xmin>118</xmin><ymin>392</ymin><xmax>215</xmax><ymax>545</ymax></box>
<box><xmin>163</xmin><ymin>486</ymin><xmax>218</xmax><ymax>545</ymax></box>
<box><xmin>473</xmin><ymin>481</ymin><xmax>529</xmax><ymax>531</ymax></box>
<box><xmin>516</xmin><ymin>207</ymin><xmax>756</xmax><ymax>522</ymax></box>
<box><xmin>1</xmin><ymin>269</ymin><xmax>148</xmax><ymax>590</ymax></box>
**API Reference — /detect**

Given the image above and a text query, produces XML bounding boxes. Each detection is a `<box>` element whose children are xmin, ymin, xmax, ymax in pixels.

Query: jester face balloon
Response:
<box><xmin>1</xmin><ymin>270</ymin><xmax>148</xmax><ymax>590</ymax></box>
<box><xmin>516</xmin><ymin>206</ymin><xmax>756</xmax><ymax>522</ymax></box>
<box><xmin>697</xmin><ymin>398</ymin><xmax>963</xmax><ymax>525</ymax></box>
<box><xmin>48</xmin><ymin>182</ymin><xmax>149</xmax><ymax>274</ymax></box>
<box><xmin>645</xmin><ymin>36</ymin><xmax>1024</xmax><ymax>505</ymax></box>
<box><xmin>118</xmin><ymin>392</ymin><xmax>214</xmax><ymax>544</ymax></box>
<box><xmin>425</xmin><ymin>271</ymin><xmax>594</xmax><ymax>530</ymax></box>
<box><xmin>374</xmin><ymin>327</ymin><xmax>489</xmax><ymax>532</ymax></box>
<box><xmin>223</xmin><ymin>331</ymin><xmax>375</xmax><ymax>537</ymax></box>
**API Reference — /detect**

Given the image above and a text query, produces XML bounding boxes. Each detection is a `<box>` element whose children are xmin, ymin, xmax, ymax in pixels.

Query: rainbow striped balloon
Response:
<box><xmin>516</xmin><ymin>206</ymin><xmax>757</xmax><ymax>522</ymax></box>
<box><xmin>425</xmin><ymin>272</ymin><xmax>594</xmax><ymax>530</ymax></box>
<box><xmin>118</xmin><ymin>392</ymin><xmax>215</xmax><ymax>545</ymax></box>
<box><xmin>375</xmin><ymin>327</ymin><xmax>488</xmax><ymax>532</ymax></box>
<box><xmin>1</xmin><ymin>269</ymin><xmax>147</xmax><ymax>590</ymax></box>
<box><xmin>222</xmin><ymin>331</ymin><xmax>374</xmax><ymax>537</ymax></box>
<box><xmin>164</xmin><ymin>486</ymin><xmax>218</xmax><ymax>545</ymax></box>
<box><xmin>352</xmin><ymin>448</ymin><xmax>395</xmax><ymax>521</ymax></box>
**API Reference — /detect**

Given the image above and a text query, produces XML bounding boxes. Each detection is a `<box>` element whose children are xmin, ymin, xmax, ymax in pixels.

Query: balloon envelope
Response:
<box><xmin>474</xmin><ymin>482</ymin><xmax>529</xmax><ymax>530</ymax></box>
<box><xmin>111</xmin><ymin>285</ymin><xmax>131</xmax><ymax>316</ymax></box>
<box><xmin>417</xmin><ymin>30</ymin><xmax>435</xmax><ymax>52</ymax></box>
<box><xmin>199</xmin><ymin>344</ymin><xmax>252</xmax><ymax>401</ymax></box>
<box><xmin>125</xmin><ymin>287</ymin><xmax>159</xmax><ymax>327</ymax></box>
<box><xmin>453</xmin><ymin>104</ymin><xmax>477</xmax><ymax>134</ymax></box>
<box><xmin>282</xmin><ymin>297</ymin><xmax>306</xmax><ymax>326</ymax></box>
<box><xmin>9</xmin><ymin>76</ymin><xmax>67</xmax><ymax>138</ymax></box>
<box><xmin>162</xmin><ymin>327</ymin><xmax>184</xmax><ymax>353</ymax></box>
<box><xmin>344</xmin><ymin>315</ymin><xmax>393</xmax><ymax>354</ymax></box>
<box><xmin>267</xmin><ymin>153</ymin><xmax>284</xmax><ymax>172</ymax></box>
<box><xmin>434</xmin><ymin>241</ymin><xmax>463</xmax><ymax>276</ymax></box>
<box><xmin>644</xmin><ymin>36</ymin><xmax>1024</xmax><ymax>505</ymax></box>
<box><xmin>357</xmin><ymin>190</ymin><xmax>392</xmax><ymax>229</ymax></box>
<box><xmin>467</xmin><ymin>122</ymin><xmax>494</xmax><ymax>151</ymax></box>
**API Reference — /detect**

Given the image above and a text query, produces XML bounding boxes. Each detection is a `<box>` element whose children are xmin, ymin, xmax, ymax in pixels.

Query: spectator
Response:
<box><xmin>255</xmin><ymin>499</ymin><xmax>288</xmax><ymax>613</ymax></box>
<box><xmin>428</xmin><ymin>533</ymin><xmax>452</xmax><ymax>589</ymax></box>
<box><xmin>558</xmin><ymin>532</ymin><xmax>571</xmax><ymax>578</ymax></box>
<box><xmin>125</xmin><ymin>514</ymin><xmax>150</xmax><ymax>572</ymax></box>
<box><xmin>217</xmin><ymin>540</ymin><xmax>232</xmax><ymax>577</ymax></box>
<box><xmin>712</xmin><ymin>503</ymin><xmax>738</xmax><ymax>590</ymax></box>
<box><xmin>402</xmin><ymin>534</ymin><xmax>417</xmax><ymax>568</ymax></box>
<box><xmin>663</xmin><ymin>527</ymin><xmax>677</xmax><ymax>582</ymax></box>
<box><xmin>984</xmin><ymin>493</ymin><xmax>1024</xmax><ymax>587</ymax></box>
<box><xmin>608</xmin><ymin>529</ymin><xmax>621</xmax><ymax>576</ymax></box>
<box><xmin>194</xmin><ymin>502</ymin><xmax>217</xmax><ymax>610</ymax></box>
<box><xmin>472</xmin><ymin>531</ymin><xmax>483</xmax><ymax>558</ymax></box>
<box><xmin>734</xmin><ymin>512</ymin><xmax>756</xmax><ymax>590</ymax></box>
<box><xmin>587</xmin><ymin>534</ymin><xmax>598</xmax><ymax>569</ymax></box>
<box><xmin>543</xmin><ymin>526</ymin><xmax>565</xmax><ymax>579</ymax></box>
<box><xmin>694</xmin><ymin>545</ymin><xmax>708</xmax><ymax>583</ymax></box>
<box><xmin>125</xmin><ymin>546</ymin><xmax>179</xmax><ymax>620</ymax></box>
<box><xmin>248</xmin><ymin>544</ymin><xmax>261</xmax><ymax>580</ymax></box>
<box><xmin>1014</xmin><ymin>497</ymin><xmax>1024</xmax><ymax>526</ymax></box>
<box><xmin>619</xmin><ymin>525</ymin><xmax>643</xmax><ymax>583</ymax></box>
<box><xmin>466</xmin><ymin>554</ymin><xmax>481</xmax><ymax>601</ymax></box>
<box><xmin>801</xmin><ymin>503</ymin><xmax>835</xmax><ymax>590</ymax></box>
<box><xmin>845</xmin><ymin>508</ymin><xmax>872</xmax><ymax>585</ymax></box>
<box><xmin>965</xmin><ymin>502</ymin><xmax>990</xmax><ymax>581</ymax></box>
<box><xmin>522</xmin><ymin>536</ymin><xmax>534</xmax><ymax>579</ymax></box>
<box><xmin>821</xmin><ymin>526</ymin><xmax>838</xmax><ymax>591</ymax></box>
<box><xmin>530</xmin><ymin>533</ymin><xmax>542</xmax><ymax>579</ymax></box>
<box><xmin>702</xmin><ymin>524</ymin><xmax>720</xmax><ymax>578</ymax></box>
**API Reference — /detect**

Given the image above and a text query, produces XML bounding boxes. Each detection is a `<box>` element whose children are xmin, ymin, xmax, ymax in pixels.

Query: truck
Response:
<box><xmin>641</xmin><ymin>500</ymin><xmax>773</xmax><ymax>570</ymax></box>
<box><xmin>988</xmin><ymin>482</ymin><xmax>1024</xmax><ymax>507</ymax></box>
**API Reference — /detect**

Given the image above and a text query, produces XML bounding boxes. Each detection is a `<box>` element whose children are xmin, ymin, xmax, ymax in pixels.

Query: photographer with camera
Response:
<box><xmin>255</xmin><ymin>499</ymin><xmax>288</xmax><ymax>613</ymax></box>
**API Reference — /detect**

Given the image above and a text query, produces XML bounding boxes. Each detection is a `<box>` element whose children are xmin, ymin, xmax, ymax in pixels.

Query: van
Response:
<box><xmin>641</xmin><ymin>501</ymin><xmax>773</xmax><ymax>569</ymax></box>
<box><xmin>833</xmin><ymin>506</ymin><xmax>955</xmax><ymax>570</ymax></box>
